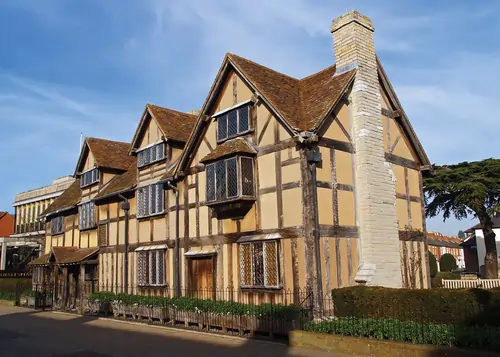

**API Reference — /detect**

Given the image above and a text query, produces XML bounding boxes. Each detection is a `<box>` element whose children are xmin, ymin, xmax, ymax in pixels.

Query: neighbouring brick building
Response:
<box><xmin>427</xmin><ymin>232</ymin><xmax>465</xmax><ymax>271</ymax></box>
<box><xmin>31</xmin><ymin>10</ymin><xmax>432</xmax><ymax>311</ymax></box>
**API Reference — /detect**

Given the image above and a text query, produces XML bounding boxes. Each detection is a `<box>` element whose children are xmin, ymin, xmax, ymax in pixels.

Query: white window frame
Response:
<box><xmin>216</xmin><ymin>105</ymin><xmax>251</xmax><ymax>142</ymax></box>
<box><xmin>137</xmin><ymin>183</ymin><xmax>164</xmax><ymax>218</ymax></box>
<box><xmin>79</xmin><ymin>201</ymin><xmax>96</xmax><ymax>230</ymax></box>
<box><xmin>50</xmin><ymin>216</ymin><xmax>64</xmax><ymax>235</ymax></box>
<box><xmin>80</xmin><ymin>168</ymin><xmax>99</xmax><ymax>188</ymax></box>
<box><xmin>137</xmin><ymin>142</ymin><xmax>166</xmax><ymax>168</ymax></box>
<box><xmin>239</xmin><ymin>240</ymin><xmax>280</xmax><ymax>289</ymax></box>
<box><xmin>206</xmin><ymin>156</ymin><xmax>254</xmax><ymax>203</ymax></box>
<box><xmin>137</xmin><ymin>249</ymin><xmax>166</xmax><ymax>287</ymax></box>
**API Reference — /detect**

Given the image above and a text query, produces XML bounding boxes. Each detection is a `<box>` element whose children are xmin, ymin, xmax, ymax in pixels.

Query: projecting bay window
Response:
<box><xmin>79</xmin><ymin>201</ymin><xmax>96</xmax><ymax>230</ymax></box>
<box><xmin>240</xmin><ymin>240</ymin><xmax>280</xmax><ymax>289</ymax></box>
<box><xmin>50</xmin><ymin>216</ymin><xmax>64</xmax><ymax>235</ymax></box>
<box><xmin>137</xmin><ymin>184</ymin><xmax>164</xmax><ymax>218</ymax></box>
<box><xmin>216</xmin><ymin>104</ymin><xmax>250</xmax><ymax>142</ymax></box>
<box><xmin>206</xmin><ymin>156</ymin><xmax>255</xmax><ymax>203</ymax></box>
<box><xmin>137</xmin><ymin>249</ymin><xmax>166</xmax><ymax>287</ymax></box>
<box><xmin>137</xmin><ymin>142</ymin><xmax>166</xmax><ymax>167</ymax></box>
<box><xmin>81</xmin><ymin>168</ymin><xmax>99</xmax><ymax>187</ymax></box>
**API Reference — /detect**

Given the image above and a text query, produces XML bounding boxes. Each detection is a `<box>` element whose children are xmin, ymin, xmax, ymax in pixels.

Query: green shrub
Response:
<box><xmin>431</xmin><ymin>272</ymin><xmax>462</xmax><ymax>288</ymax></box>
<box><xmin>440</xmin><ymin>253</ymin><xmax>457</xmax><ymax>272</ymax></box>
<box><xmin>331</xmin><ymin>286</ymin><xmax>500</xmax><ymax>326</ymax></box>
<box><xmin>89</xmin><ymin>291</ymin><xmax>116</xmax><ymax>303</ymax></box>
<box><xmin>305</xmin><ymin>317</ymin><xmax>500</xmax><ymax>351</ymax></box>
<box><xmin>107</xmin><ymin>292</ymin><xmax>305</xmax><ymax>319</ymax></box>
<box><xmin>429</xmin><ymin>251</ymin><xmax>438</xmax><ymax>278</ymax></box>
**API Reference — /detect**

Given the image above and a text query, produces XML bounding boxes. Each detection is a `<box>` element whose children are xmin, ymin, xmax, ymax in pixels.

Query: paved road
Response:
<box><xmin>0</xmin><ymin>306</ymin><xmax>344</xmax><ymax>357</ymax></box>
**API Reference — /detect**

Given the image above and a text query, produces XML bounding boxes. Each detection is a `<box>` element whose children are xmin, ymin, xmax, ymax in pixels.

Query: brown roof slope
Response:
<box><xmin>28</xmin><ymin>253</ymin><xmax>51</xmax><ymax>266</ymax></box>
<box><xmin>147</xmin><ymin>104</ymin><xmax>198</xmax><ymax>143</ymax></box>
<box><xmin>86</xmin><ymin>138</ymin><xmax>133</xmax><ymax>171</ymax></box>
<box><xmin>200</xmin><ymin>138</ymin><xmax>257</xmax><ymax>163</ymax></box>
<box><xmin>59</xmin><ymin>247</ymin><xmax>99</xmax><ymax>265</ymax></box>
<box><xmin>52</xmin><ymin>246</ymin><xmax>78</xmax><ymax>263</ymax></box>
<box><xmin>95</xmin><ymin>163</ymin><xmax>137</xmax><ymax>200</ymax></box>
<box><xmin>41</xmin><ymin>179</ymin><xmax>82</xmax><ymax>217</ymax></box>
<box><xmin>227</xmin><ymin>53</ymin><xmax>355</xmax><ymax>131</ymax></box>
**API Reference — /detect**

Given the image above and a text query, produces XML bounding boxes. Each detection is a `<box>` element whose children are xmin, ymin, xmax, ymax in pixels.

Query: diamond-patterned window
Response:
<box><xmin>50</xmin><ymin>216</ymin><xmax>63</xmax><ymax>235</ymax></box>
<box><xmin>137</xmin><ymin>249</ymin><xmax>166</xmax><ymax>286</ymax></box>
<box><xmin>206</xmin><ymin>156</ymin><xmax>255</xmax><ymax>203</ymax></box>
<box><xmin>79</xmin><ymin>201</ymin><xmax>96</xmax><ymax>230</ymax></box>
<box><xmin>240</xmin><ymin>241</ymin><xmax>280</xmax><ymax>288</ymax></box>
<box><xmin>216</xmin><ymin>104</ymin><xmax>251</xmax><ymax>142</ymax></box>
<box><xmin>137</xmin><ymin>142</ymin><xmax>165</xmax><ymax>168</ymax></box>
<box><xmin>137</xmin><ymin>184</ymin><xmax>164</xmax><ymax>218</ymax></box>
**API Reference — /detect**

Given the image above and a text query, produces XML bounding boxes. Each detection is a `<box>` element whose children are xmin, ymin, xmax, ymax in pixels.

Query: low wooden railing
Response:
<box><xmin>442</xmin><ymin>279</ymin><xmax>500</xmax><ymax>289</ymax></box>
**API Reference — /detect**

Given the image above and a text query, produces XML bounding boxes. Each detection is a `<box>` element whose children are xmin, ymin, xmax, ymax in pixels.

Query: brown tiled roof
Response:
<box><xmin>51</xmin><ymin>246</ymin><xmax>78</xmax><ymax>263</ymax></box>
<box><xmin>200</xmin><ymin>138</ymin><xmax>257</xmax><ymax>163</ymax></box>
<box><xmin>86</xmin><ymin>138</ymin><xmax>133</xmax><ymax>171</ymax></box>
<box><xmin>41</xmin><ymin>179</ymin><xmax>82</xmax><ymax>217</ymax></box>
<box><xmin>28</xmin><ymin>253</ymin><xmax>51</xmax><ymax>266</ymax></box>
<box><xmin>147</xmin><ymin>104</ymin><xmax>198</xmax><ymax>143</ymax></box>
<box><xmin>94</xmin><ymin>163</ymin><xmax>137</xmax><ymax>201</ymax></box>
<box><xmin>59</xmin><ymin>247</ymin><xmax>99</xmax><ymax>265</ymax></box>
<box><xmin>227</xmin><ymin>53</ymin><xmax>355</xmax><ymax>131</ymax></box>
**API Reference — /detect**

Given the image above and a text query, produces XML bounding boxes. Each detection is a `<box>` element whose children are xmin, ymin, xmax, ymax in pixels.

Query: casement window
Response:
<box><xmin>50</xmin><ymin>216</ymin><xmax>64</xmax><ymax>235</ymax></box>
<box><xmin>33</xmin><ymin>267</ymin><xmax>44</xmax><ymax>285</ymax></box>
<box><xmin>137</xmin><ymin>142</ymin><xmax>166</xmax><ymax>167</ymax></box>
<box><xmin>216</xmin><ymin>105</ymin><xmax>250</xmax><ymax>142</ymax></box>
<box><xmin>206</xmin><ymin>156</ymin><xmax>254</xmax><ymax>202</ymax></box>
<box><xmin>79</xmin><ymin>201</ymin><xmax>96</xmax><ymax>230</ymax></box>
<box><xmin>137</xmin><ymin>250</ymin><xmax>166</xmax><ymax>286</ymax></box>
<box><xmin>81</xmin><ymin>168</ymin><xmax>99</xmax><ymax>187</ymax></box>
<box><xmin>137</xmin><ymin>184</ymin><xmax>164</xmax><ymax>217</ymax></box>
<box><xmin>240</xmin><ymin>240</ymin><xmax>280</xmax><ymax>289</ymax></box>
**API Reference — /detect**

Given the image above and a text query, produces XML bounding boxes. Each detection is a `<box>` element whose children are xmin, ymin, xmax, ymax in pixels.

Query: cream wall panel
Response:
<box><xmin>396</xmin><ymin>199</ymin><xmax>409</xmax><ymax>229</ymax></box>
<box><xmin>281</xmin><ymin>163</ymin><xmax>301</xmax><ymax>184</ymax></box>
<box><xmin>138</xmin><ymin>221</ymin><xmax>150</xmax><ymax>243</ymax></box>
<box><xmin>317</xmin><ymin>146</ymin><xmax>332</xmax><ymax>182</ymax></box>
<box><xmin>260</xmin><ymin>193</ymin><xmax>278</xmax><ymax>229</ymax></box>
<box><xmin>282</xmin><ymin>188</ymin><xmax>302</xmax><ymax>227</ymax></box>
<box><xmin>318</xmin><ymin>188</ymin><xmax>334</xmax><ymax>225</ymax></box>
<box><xmin>258</xmin><ymin>154</ymin><xmax>276</xmax><ymax>188</ymax></box>
<box><xmin>199</xmin><ymin>206</ymin><xmax>209</xmax><ymax>237</ymax></box>
<box><xmin>338</xmin><ymin>191</ymin><xmax>355</xmax><ymax>226</ymax></box>
<box><xmin>336</xmin><ymin>151</ymin><xmax>353</xmax><ymax>185</ymax></box>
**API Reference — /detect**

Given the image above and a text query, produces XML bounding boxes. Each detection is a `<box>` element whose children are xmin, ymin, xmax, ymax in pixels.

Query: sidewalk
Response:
<box><xmin>0</xmin><ymin>305</ymin><xmax>349</xmax><ymax>357</ymax></box>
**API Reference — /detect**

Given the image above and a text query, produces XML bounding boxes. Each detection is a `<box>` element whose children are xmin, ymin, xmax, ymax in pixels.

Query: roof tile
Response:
<box><xmin>200</xmin><ymin>138</ymin><xmax>257</xmax><ymax>163</ymax></box>
<box><xmin>86</xmin><ymin>138</ymin><xmax>133</xmax><ymax>171</ymax></box>
<box><xmin>147</xmin><ymin>104</ymin><xmax>198</xmax><ymax>143</ymax></box>
<box><xmin>41</xmin><ymin>179</ymin><xmax>82</xmax><ymax>217</ymax></box>
<box><xmin>94</xmin><ymin>163</ymin><xmax>137</xmax><ymax>200</ymax></box>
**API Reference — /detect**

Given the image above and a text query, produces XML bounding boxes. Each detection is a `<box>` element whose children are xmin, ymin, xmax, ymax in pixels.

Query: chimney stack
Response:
<box><xmin>331</xmin><ymin>11</ymin><xmax>402</xmax><ymax>288</ymax></box>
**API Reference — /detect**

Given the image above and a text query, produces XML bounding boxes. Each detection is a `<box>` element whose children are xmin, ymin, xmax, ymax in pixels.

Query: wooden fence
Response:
<box><xmin>442</xmin><ymin>279</ymin><xmax>500</xmax><ymax>289</ymax></box>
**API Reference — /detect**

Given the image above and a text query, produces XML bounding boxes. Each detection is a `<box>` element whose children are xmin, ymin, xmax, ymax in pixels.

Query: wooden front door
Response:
<box><xmin>188</xmin><ymin>256</ymin><xmax>215</xmax><ymax>299</ymax></box>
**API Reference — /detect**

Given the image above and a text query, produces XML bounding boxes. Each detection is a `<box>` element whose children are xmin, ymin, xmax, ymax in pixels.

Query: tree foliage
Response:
<box><xmin>458</xmin><ymin>230</ymin><xmax>466</xmax><ymax>239</ymax></box>
<box><xmin>440</xmin><ymin>253</ymin><xmax>457</xmax><ymax>272</ymax></box>
<box><xmin>429</xmin><ymin>251</ymin><xmax>438</xmax><ymax>278</ymax></box>
<box><xmin>424</xmin><ymin>159</ymin><xmax>500</xmax><ymax>278</ymax></box>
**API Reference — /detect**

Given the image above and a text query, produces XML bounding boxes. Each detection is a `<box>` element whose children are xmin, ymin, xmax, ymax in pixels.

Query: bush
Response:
<box><xmin>429</xmin><ymin>251</ymin><xmax>438</xmax><ymax>277</ymax></box>
<box><xmin>305</xmin><ymin>317</ymin><xmax>500</xmax><ymax>351</ymax></box>
<box><xmin>89</xmin><ymin>291</ymin><xmax>116</xmax><ymax>303</ymax></box>
<box><xmin>440</xmin><ymin>253</ymin><xmax>457</xmax><ymax>272</ymax></box>
<box><xmin>107</xmin><ymin>292</ymin><xmax>306</xmax><ymax>319</ymax></box>
<box><xmin>431</xmin><ymin>272</ymin><xmax>461</xmax><ymax>288</ymax></box>
<box><xmin>331</xmin><ymin>286</ymin><xmax>500</xmax><ymax>326</ymax></box>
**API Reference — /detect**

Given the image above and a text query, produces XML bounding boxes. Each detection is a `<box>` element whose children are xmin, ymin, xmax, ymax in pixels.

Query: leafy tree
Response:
<box><xmin>424</xmin><ymin>159</ymin><xmax>500</xmax><ymax>278</ymax></box>
<box><xmin>458</xmin><ymin>230</ymin><xmax>466</xmax><ymax>240</ymax></box>
<box><xmin>439</xmin><ymin>253</ymin><xmax>457</xmax><ymax>272</ymax></box>
<box><xmin>429</xmin><ymin>251</ymin><xmax>438</xmax><ymax>278</ymax></box>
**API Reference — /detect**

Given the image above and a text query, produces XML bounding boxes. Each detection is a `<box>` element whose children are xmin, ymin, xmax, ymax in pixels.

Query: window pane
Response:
<box><xmin>137</xmin><ymin>252</ymin><xmax>146</xmax><ymax>286</ymax></box>
<box><xmin>157</xmin><ymin>251</ymin><xmax>165</xmax><ymax>285</ymax></box>
<box><xmin>206</xmin><ymin>164</ymin><xmax>215</xmax><ymax>201</ymax></box>
<box><xmin>138</xmin><ymin>151</ymin><xmax>144</xmax><ymax>167</ymax></box>
<box><xmin>150</xmin><ymin>250</ymin><xmax>157</xmax><ymax>285</ymax></box>
<box><xmin>227</xmin><ymin>157</ymin><xmax>238</xmax><ymax>198</ymax></box>
<box><xmin>217</xmin><ymin>115</ymin><xmax>227</xmax><ymax>141</ymax></box>
<box><xmin>215</xmin><ymin>160</ymin><xmax>226</xmax><ymax>200</ymax></box>
<box><xmin>228</xmin><ymin>110</ymin><xmax>238</xmax><ymax>137</ymax></box>
<box><xmin>144</xmin><ymin>149</ymin><xmax>151</xmax><ymax>165</ymax></box>
<box><xmin>157</xmin><ymin>143</ymin><xmax>165</xmax><ymax>160</ymax></box>
<box><xmin>151</xmin><ymin>146</ymin><xmax>157</xmax><ymax>162</ymax></box>
<box><xmin>149</xmin><ymin>186</ymin><xmax>154</xmax><ymax>215</ymax></box>
<box><xmin>156</xmin><ymin>184</ymin><xmax>163</xmax><ymax>213</ymax></box>
<box><xmin>240</xmin><ymin>244</ymin><xmax>252</xmax><ymax>286</ymax></box>
<box><xmin>238</xmin><ymin>106</ymin><xmax>249</xmax><ymax>132</ymax></box>
<box><xmin>241</xmin><ymin>157</ymin><xmax>254</xmax><ymax>196</ymax></box>
<box><xmin>252</xmin><ymin>243</ymin><xmax>265</xmax><ymax>286</ymax></box>
<box><xmin>264</xmin><ymin>241</ymin><xmax>279</xmax><ymax>287</ymax></box>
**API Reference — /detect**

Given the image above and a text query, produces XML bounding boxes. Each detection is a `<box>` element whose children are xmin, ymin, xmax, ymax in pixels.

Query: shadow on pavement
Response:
<box><xmin>0</xmin><ymin>307</ymin><xmax>336</xmax><ymax>357</ymax></box>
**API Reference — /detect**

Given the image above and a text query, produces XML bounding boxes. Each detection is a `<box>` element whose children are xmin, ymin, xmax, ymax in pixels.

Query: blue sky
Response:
<box><xmin>0</xmin><ymin>0</ymin><xmax>498</xmax><ymax>235</ymax></box>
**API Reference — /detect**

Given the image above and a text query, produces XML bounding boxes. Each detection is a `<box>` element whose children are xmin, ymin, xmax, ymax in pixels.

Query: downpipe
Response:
<box><xmin>167</xmin><ymin>181</ymin><xmax>181</xmax><ymax>297</ymax></box>
<box><xmin>118</xmin><ymin>194</ymin><xmax>130</xmax><ymax>294</ymax></box>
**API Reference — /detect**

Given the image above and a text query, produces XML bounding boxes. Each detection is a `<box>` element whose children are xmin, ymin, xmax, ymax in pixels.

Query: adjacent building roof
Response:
<box><xmin>200</xmin><ymin>137</ymin><xmax>257</xmax><ymax>163</ymax></box>
<box><xmin>427</xmin><ymin>233</ymin><xmax>462</xmax><ymax>249</ymax></box>
<box><xmin>40</xmin><ymin>179</ymin><xmax>82</xmax><ymax>218</ymax></box>
<box><xmin>146</xmin><ymin>104</ymin><xmax>198</xmax><ymax>143</ymax></box>
<box><xmin>465</xmin><ymin>215</ymin><xmax>500</xmax><ymax>233</ymax></box>
<box><xmin>94</xmin><ymin>163</ymin><xmax>137</xmax><ymax>201</ymax></box>
<box><xmin>227</xmin><ymin>53</ymin><xmax>356</xmax><ymax>132</ymax></box>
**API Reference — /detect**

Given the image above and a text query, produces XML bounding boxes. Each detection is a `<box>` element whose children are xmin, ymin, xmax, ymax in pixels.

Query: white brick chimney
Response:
<box><xmin>331</xmin><ymin>11</ymin><xmax>402</xmax><ymax>287</ymax></box>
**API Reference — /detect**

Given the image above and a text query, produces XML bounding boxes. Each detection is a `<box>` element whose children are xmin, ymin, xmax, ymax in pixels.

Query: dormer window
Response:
<box><xmin>81</xmin><ymin>168</ymin><xmax>99</xmax><ymax>188</ymax></box>
<box><xmin>216</xmin><ymin>104</ymin><xmax>250</xmax><ymax>142</ymax></box>
<box><xmin>138</xmin><ymin>142</ymin><xmax>166</xmax><ymax>167</ymax></box>
<box><xmin>206</xmin><ymin>156</ymin><xmax>255</xmax><ymax>203</ymax></box>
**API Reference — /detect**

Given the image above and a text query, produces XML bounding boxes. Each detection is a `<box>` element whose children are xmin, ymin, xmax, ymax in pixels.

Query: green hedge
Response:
<box><xmin>428</xmin><ymin>251</ymin><xmax>438</xmax><ymax>278</ymax></box>
<box><xmin>332</xmin><ymin>286</ymin><xmax>500</xmax><ymax>326</ymax></box>
<box><xmin>0</xmin><ymin>292</ymin><xmax>16</xmax><ymax>301</ymax></box>
<box><xmin>431</xmin><ymin>272</ymin><xmax>461</xmax><ymax>288</ymax></box>
<box><xmin>440</xmin><ymin>253</ymin><xmax>457</xmax><ymax>272</ymax></box>
<box><xmin>92</xmin><ymin>291</ymin><xmax>306</xmax><ymax>319</ymax></box>
<box><xmin>305</xmin><ymin>317</ymin><xmax>500</xmax><ymax>351</ymax></box>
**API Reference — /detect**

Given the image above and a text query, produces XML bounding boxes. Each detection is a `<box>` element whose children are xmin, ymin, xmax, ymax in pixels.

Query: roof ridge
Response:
<box><xmin>299</xmin><ymin>64</ymin><xmax>337</xmax><ymax>81</ymax></box>
<box><xmin>146</xmin><ymin>103</ymin><xmax>198</xmax><ymax>118</ymax></box>
<box><xmin>86</xmin><ymin>137</ymin><xmax>131</xmax><ymax>146</ymax></box>
<box><xmin>227</xmin><ymin>53</ymin><xmax>299</xmax><ymax>81</ymax></box>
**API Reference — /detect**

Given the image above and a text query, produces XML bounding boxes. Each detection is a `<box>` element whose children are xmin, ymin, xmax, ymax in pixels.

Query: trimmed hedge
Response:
<box><xmin>305</xmin><ymin>317</ymin><xmax>500</xmax><ymax>351</ymax></box>
<box><xmin>92</xmin><ymin>291</ymin><xmax>306</xmax><ymax>319</ymax></box>
<box><xmin>428</xmin><ymin>251</ymin><xmax>438</xmax><ymax>278</ymax></box>
<box><xmin>431</xmin><ymin>272</ymin><xmax>461</xmax><ymax>288</ymax></box>
<box><xmin>440</xmin><ymin>253</ymin><xmax>457</xmax><ymax>272</ymax></box>
<box><xmin>332</xmin><ymin>286</ymin><xmax>500</xmax><ymax>326</ymax></box>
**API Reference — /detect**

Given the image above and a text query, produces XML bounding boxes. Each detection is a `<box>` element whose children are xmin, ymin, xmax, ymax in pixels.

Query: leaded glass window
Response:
<box><xmin>137</xmin><ymin>142</ymin><xmax>165</xmax><ymax>168</ymax></box>
<box><xmin>79</xmin><ymin>201</ymin><xmax>96</xmax><ymax>230</ymax></box>
<box><xmin>137</xmin><ymin>250</ymin><xmax>166</xmax><ymax>286</ymax></box>
<box><xmin>216</xmin><ymin>104</ymin><xmax>251</xmax><ymax>142</ymax></box>
<box><xmin>81</xmin><ymin>168</ymin><xmax>99</xmax><ymax>187</ymax></box>
<box><xmin>240</xmin><ymin>241</ymin><xmax>280</xmax><ymax>288</ymax></box>
<box><xmin>137</xmin><ymin>184</ymin><xmax>164</xmax><ymax>217</ymax></box>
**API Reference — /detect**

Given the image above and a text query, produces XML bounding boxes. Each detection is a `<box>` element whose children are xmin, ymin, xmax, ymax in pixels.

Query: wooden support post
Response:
<box><xmin>79</xmin><ymin>264</ymin><xmax>85</xmax><ymax>313</ymax></box>
<box><xmin>62</xmin><ymin>267</ymin><xmax>68</xmax><ymax>310</ymax></box>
